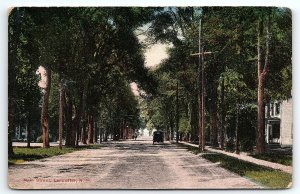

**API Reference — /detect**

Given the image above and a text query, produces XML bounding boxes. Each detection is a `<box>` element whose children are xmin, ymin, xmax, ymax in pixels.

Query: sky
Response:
<box><xmin>144</xmin><ymin>42</ymin><xmax>170</xmax><ymax>68</ymax></box>
<box><xmin>130</xmin><ymin>25</ymin><xmax>172</xmax><ymax>96</ymax></box>
<box><xmin>131</xmin><ymin>45</ymin><xmax>171</xmax><ymax>96</ymax></box>
<box><xmin>136</xmin><ymin>26</ymin><xmax>171</xmax><ymax>69</ymax></box>
<box><xmin>130</xmin><ymin>41</ymin><xmax>169</xmax><ymax>96</ymax></box>
<box><xmin>130</xmin><ymin>82</ymin><xmax>140</xmax><ymax>96</ymax></box>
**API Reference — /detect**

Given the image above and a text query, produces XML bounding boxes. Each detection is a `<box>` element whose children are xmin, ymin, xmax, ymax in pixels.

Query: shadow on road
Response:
<box><xmin>101</xmin><ymin>138</ymin><xmax>188</xmax><ymax>153</ymax></box>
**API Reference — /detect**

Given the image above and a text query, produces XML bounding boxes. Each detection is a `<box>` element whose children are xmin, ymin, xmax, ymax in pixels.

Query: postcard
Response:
<box><xmin>8</xmin><ymin>6</ymin><xmax>292</xmax><ymax>189</ymax></box>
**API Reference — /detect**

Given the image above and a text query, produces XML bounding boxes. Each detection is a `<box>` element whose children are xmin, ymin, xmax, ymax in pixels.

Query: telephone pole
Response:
<box><xmin>191</xmin><ymin>19</ymin><xmax>214</xmax><ymax>152</ymax></box>
<box><xmin>191</xmin><ymin>19</ymin><xmax>231</xmax><ymax>151</ymax></box>
<box><xmin>198</xmin><ymin>19</ymin><xmax>204</xmax><ymax>151</ymax></box>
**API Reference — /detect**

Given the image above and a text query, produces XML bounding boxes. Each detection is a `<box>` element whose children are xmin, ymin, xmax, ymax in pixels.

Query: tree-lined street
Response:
<box><xmin>9</xmin><ymin>137</ymin><xmax>261</xmax><ymax>189</ymax></box>
<box><xmin>8</xmin><ymin>7</ymin><xmax>292</xmax><ymax>189</ymax></box>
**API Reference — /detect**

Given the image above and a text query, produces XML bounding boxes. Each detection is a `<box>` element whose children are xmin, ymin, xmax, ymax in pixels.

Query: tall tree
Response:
<box><xmin>9</xmin><ymin>8</ymin><xmax>41</xmax><ymax>151</ymax></box>
<box><xmin>40</xmin><ymin>66</ymin><xmax>51</xmax><ymax>148</ymax></box>
<box><xmin>8</xmin><ymin>8</ymin><xmax>21</xmax><ymax>156</ymax></box>
<box><xmin>256</xmin><ymin>12</ymin><xmax>272</xmax><ymax>154</ymax></box>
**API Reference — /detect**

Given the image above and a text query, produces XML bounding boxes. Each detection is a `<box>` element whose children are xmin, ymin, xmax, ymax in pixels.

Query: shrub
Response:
<box><xmin>225</xmin><ymin>138</ymin><xmax>235</xmax><ymax>152</ymax></box>
<box><xmin>36</xmin><ymin>134</ymin><xmax>53</xmax><ymax>143</ymax></box>
<box><xmin>36</xmin><ymin>135</ymin><xmax>42</xmax><ymax>143</ymax></box>
<box><xmin>241</xmin><ymin>139</ymin><xmax>254</xmax><ymax>152</ymax></box>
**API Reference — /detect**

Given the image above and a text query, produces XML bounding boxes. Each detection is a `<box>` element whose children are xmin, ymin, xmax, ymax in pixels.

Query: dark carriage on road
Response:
<box><xmin>153</xmin><ymin>131</ymin><xmax>164</xmax><ymax>144</ymax></box>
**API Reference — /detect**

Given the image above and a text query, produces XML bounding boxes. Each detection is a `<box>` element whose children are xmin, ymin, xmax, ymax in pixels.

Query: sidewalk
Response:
<box><xmin>178</xmin><ymin>141</ymin><xmax>292</xmax><ymax>174</ymax></box>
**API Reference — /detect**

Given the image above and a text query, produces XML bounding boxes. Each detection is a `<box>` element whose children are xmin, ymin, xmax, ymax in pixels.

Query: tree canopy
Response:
<box><xmin>8</xmin><ymin>7</ymin><xmax>292</xmax><ymax>155</ymax></box>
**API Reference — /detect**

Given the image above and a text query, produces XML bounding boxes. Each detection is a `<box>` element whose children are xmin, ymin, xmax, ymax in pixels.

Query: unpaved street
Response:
<box><xmin>9</xmin><ymin>137</ymin><xmax>262</xmax><ymax>189</ymax></box>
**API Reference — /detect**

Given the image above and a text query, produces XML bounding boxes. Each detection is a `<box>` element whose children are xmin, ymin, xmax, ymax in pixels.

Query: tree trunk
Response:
<box><xmin>73</xmin><ymin>93</ymin><xmax>84</xmax><ymax>147</ymax></box>
<box><xmin>59</xmin><ymin>81</ymin><xmax>64</xmax><ymax>149</ymax></box>
<box><xmin>210</xmin><ymin>79</ymin><xmax>218</xmax><ymax>147</ymax></box>
<box><xmin>27</xmin><ymin>115</ymin><xmax>32</xmax><ymax>148</ymax></box>
<box><xmin>166</xmin><ymin>125</ymin><xmax>170</xmax><ymax>141</ymax></box>
<box><xmin>190</xmin><ymin>97</ymin><xmax>198</xmax><ymax>143</ymax></box>
<box><xmin>8</xmin><ymin>92</ymin><xmax>15</xmax><ymax>157</ymax></box>
<box><xmin>220</xmin><ymin>79</ymin><xmax>226</xmax><ymax>149</ymax></box>
<box><xmin>169</xmin><ymin>111</ymin><xmax>174</xmax><ymax>140</ymax></box>
<box><xmin>41</xmin><ymin>66</ymin><xmax>51</xmax><ymax>148</ymax></box>
<box><xmin>175</xmin><ymin>80</ymin><xmax>179</xmax><ymax>143</ymax></box>
<box><xmin>73</xmin><ymin>113</ymin><xmax>81</xmax><ymax>147</ymax></box>
<box><xmin>119</xmin><ymin>121</ymin><xmax>123</xmax><ymax>140</ymax></box>
<box><xmin>188</xmin><ymin>101</ymin><xmax>192</xmax><ymax>142</ymax></box>
<box><xmin>74</xmin><ymin>116</ymin><xmax>81</xmax><ymax>147</ymax></box>
<box><xmin>64</xmin><ymin>91</ymin><xmax>73</xmax><ymax>147</ymax></box>
<box><xmin>70</xmin><ymin>118</ymin><xmax>76</xmax><ymax>147</ymax></box>
<box><xmin>88</xmin><ymin>114</ymin><xmax>94</xmax><ymax>144</ymax></box>
<box><xmin>106</xmin><ymin>131</ymin><xmax>109</xmax><ymax>142</ymax></box>
<box><xmin>256</xmin><ymin>14</ymin><xmax>271</xmax><ymax>154</ymax></box>
<box><xmin>257</xmin><ymin>74</ymin><xmax>265</xmax><ymax>154</ymax></box>
<box><xmin>75</xmin><ymin>124</ymin><xmax>80</xmax><ymax>147</ymax></box>
<box><xmin>8</xmin><ymin>8</ymin><xmax>22</xmax><ymax>157</ymax></box>
<box><xmin>235</xmin><ymin>105</ymin><xmax>240</xmax><ymax>154</ymax></box>
<box><xmin>99</xmin><ymin>125</ymin><xmax>102</xmax><ymax>143</ymax></box>
<box><xmin>81</xmin><ymin>119</ymin><xmax>87</xmax><ymax>144</ymax></box>
<box><xmin>93</xmin><ymin>121</ymin><xmax>97</xmax><ymax>143</ymax></box>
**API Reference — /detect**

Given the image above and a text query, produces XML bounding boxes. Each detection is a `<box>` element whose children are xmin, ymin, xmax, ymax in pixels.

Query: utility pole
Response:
<box><xmin>200</xmin><ymin>20</ymin><xmax>206</xmax><ymax>152</ymax></box>
<box><xmin>195</xmin><ymin>19</ymin><xmax>206</xmax><ymax>152</ymax></box>
<box><xmin>198</xmin><ymin>19</ymin><xmax>204</xmax><ymax>151</ymax></box>
<box><xmin>190</xmin><ymin>19</ymin><xmax>231</xmax><ymax>151</ymax></box>
<box><xmin>191</xmin><ymin>19</ymin><xmax>214</xmax><ymax>152</ymax></box>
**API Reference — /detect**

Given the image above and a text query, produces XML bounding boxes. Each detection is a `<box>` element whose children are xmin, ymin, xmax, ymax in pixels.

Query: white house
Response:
<box><xmin>265</xmin><ymin>98</ymin><xmax>293</xmax><ymax>147</ymax></box>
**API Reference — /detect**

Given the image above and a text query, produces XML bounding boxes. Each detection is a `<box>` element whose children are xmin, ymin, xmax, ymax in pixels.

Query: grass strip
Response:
<box><xmin>8</xmin><ymin>144</ymin><xmax>101</xmax><ymax>165</ymax></box>
<box><xmin>201</xmin><ymin>153</ymin><xmax>292</xmax><ymax>189</ymax></box>
<box><xmin>178</xmin><ymin>143</ymin><xmax>292</xmax><ymax>189</ymax></box>
<box><xmin>250</xmin><ymin>153</ymin><xmax>292</xmax><ymax>166</ymax></box>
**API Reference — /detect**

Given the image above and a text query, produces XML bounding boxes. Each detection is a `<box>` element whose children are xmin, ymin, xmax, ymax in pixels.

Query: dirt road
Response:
<box><xmin>8</xmin><ymin>137</ymin><xmax>262</xmax><ymax>189</ymax></box>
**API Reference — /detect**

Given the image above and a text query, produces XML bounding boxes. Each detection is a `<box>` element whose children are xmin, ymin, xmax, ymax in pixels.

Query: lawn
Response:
<box><xmin>8</xmin><ymin>144</ymin><xmax>101</xmax><ymax>165</ymax></box>
<box><xmin>186</xmin><ymin>145</ymin><xmax>201</xmax><ymax>155</ymax></box>
<box><xmin>201</xmin><ymin>153</ymin><xmax>292</xmax><ymax>189</ymax></box>
<box><xmin>250</xmin><ymin>152</ymin><xmax>292</xmax><ymax>166</ymax></box>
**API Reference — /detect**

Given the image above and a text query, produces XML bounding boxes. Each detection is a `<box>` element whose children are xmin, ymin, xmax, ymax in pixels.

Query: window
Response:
<box><xmin>270</xmin><ymin>104</ymin><xmax>274</xmax><ymax>116</ymax></box>
<box><xmin>275</xmin><ymin>103</ymin><xmax>280</xmax><ymax>115</ymax></box>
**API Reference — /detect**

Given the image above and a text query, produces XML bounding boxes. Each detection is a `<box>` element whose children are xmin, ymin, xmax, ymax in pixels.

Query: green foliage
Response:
<box><xmin>250</xmin><ymin>153</ymin><xmax>292</xmax><ymax>166</ymax></box>
<box><xmin>225</xmin><ymin>138</ymin><xmax>235</xmax><ymax>152</ymax></box>
<box><xmin>179</xmin><ymin>117</ymin><xmax>190</xmax><ymax>134</ymax></box>
<box><xmin>187</xmin><ymin>146</ymin><xmax>200</xmax><ymax>155</ymax></box>
<box><xmin>9</xmin><ymin>7</ymin><xmax>292</xmax><ymax>152</ymax></box>
<box><xmin>36</xmin><ymin>134</ymin><xmax>54</xmax><ymax>143</ymax></box>
<box><xmin>224</xmin><ymin>106</ymin><xmax>257</xmax><ymax>152</ymax></box>
<box><xmin>9</xmin><ymin>7</ymin><xmax>159</xmax><ymax>144</ymax></box>
<box><xmin>239</xmin><ymin>106</ymin><xmax>257</xmax><ymax>151</ymax></box>
<box><xmin>9</xmin><ymin>8</ymin><xmax>42</xmax><ymax>140</ymax></box>
<box><xmin>240</xmin><ymin>139</ymin><xmax>254</xmax><ymax>152</ymax></box>
<box><xmin>246</xmin><ymin>171</ymin><xmax>292</xmax><ymax>189</ymax></box>
<box><xmin>146</xmin><ymin>7</ymin><xmax>291</xmax><ymax>145</ymax></box>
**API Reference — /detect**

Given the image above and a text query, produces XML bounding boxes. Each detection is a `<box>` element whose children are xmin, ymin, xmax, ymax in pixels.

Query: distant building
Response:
<box><xmin>265</xmin><ymin>98</ymin><xmax>293</xmax><ymax>147</ymax></box>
